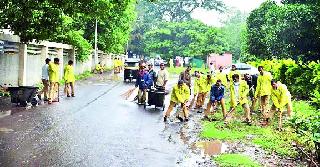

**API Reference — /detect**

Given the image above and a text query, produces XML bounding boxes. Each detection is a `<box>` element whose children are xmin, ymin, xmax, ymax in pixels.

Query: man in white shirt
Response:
<box><xmin>156</xmin><ymin>63</ymin><xmax>169</xmax><ymax>89</ymax></box>
<box><xmin>209</xmin><ymin>62</ymin><xmax>215</xmax><ymax>75</ymax></box>
<box><xmin>41</xmin><ymin>58</ymin><xmax>51</xmax><ymax>101</ymax></box>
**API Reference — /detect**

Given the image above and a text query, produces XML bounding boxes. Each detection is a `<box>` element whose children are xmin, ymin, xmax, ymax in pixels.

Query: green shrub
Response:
<box><xmin>214</xmin><ymin>154</ymin><xmax>261</xmax><ymax>167</ymax></box>
<box><xmin>248</xmin><ymin>59</ymin><xmax>320</xmax><ymax>101</ymax></box>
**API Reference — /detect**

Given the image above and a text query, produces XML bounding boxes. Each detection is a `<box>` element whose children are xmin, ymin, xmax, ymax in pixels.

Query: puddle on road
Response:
<box><xmin>0</xmin><ymin>110</ymin><xmax>11</xmax><ymax>118</ymax></box>
<box><xmin>194</xmin><ymin>140</ymin><xmax>228</xmax><ymax>156</ymax></box>
<box><xmin>0</xmin><ymin>127</ymin><xmax>14</xmax><ymax>133</ymax></box>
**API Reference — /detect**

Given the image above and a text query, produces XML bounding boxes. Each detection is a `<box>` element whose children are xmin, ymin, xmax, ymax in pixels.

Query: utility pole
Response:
<box><xmin>94</xmin><ymin>19</ymin><xmax>98</xmax><ymax>65</ymax></box>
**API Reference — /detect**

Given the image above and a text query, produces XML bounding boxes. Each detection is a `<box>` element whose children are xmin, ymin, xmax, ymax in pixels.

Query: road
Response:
<box><xmin>0</xmin><ymin>71</ymin><xmax>206</xmax><ymax>167</ymax></box>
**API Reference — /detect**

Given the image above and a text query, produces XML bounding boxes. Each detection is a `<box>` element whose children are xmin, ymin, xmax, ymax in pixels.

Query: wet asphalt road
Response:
<box><xmin>0</xmin><ymin>72</ymin><xmax>203</xmax><ymax>167</ymax></box>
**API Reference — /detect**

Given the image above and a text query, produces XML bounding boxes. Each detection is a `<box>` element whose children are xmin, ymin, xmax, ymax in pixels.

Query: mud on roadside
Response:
<box><xmin>161</xmin><ymin>108</ymin><xmax>309</xmax><ymax>167</ymax></box>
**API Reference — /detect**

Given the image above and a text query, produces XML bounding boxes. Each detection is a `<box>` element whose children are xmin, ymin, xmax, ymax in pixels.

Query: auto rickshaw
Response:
<box><xmin>124</xmin><ymin>59</ymin><xmax>139</xmax><ymax>82</ymax></box>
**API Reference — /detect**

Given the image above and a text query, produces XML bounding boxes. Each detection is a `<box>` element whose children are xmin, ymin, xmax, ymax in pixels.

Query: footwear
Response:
<box><xmin>163</xmin><ymin>116</ymin><xmax>167</xmax><ymax>122</ymax></box>
<box><xmin>185</xmin><ymin>118</ymin><xmax>189</xmax><ymax>122</ymax></box>
<box><xmin>176</xmin><ymin>116</ymin><xmax>184</xmax><ymax>122</ymax></box>
<box><xmin>197</xmin><ymin>110</ymin><xmax>203</xmax><ymax>113</ymax></box>
<box><xmin>211</xmin><ymin>118</ymin><xmax>218</xmax><ymax>121</ymax></box>
<box><xmin>203</xmin><ymin>116</ymin><xmax>209</xmax><ymax>120</ymax></box>
<box><xmin>71</xmin><ymin>94</ymin><xmax>75</xmax><ymax>97</ymax></box>
<box><xmin>243</xmin><ymin>119</ymin><xmax>252</xmax><ymax>125</ymax></box>
<box><xmin>48</xmin><ymin>101</ymin><xmax>52</xmax><ymax>104</ymax></box>
<box><xmin>67</xmin><ymin>95</ymin><xmax>71</xmax><ymax>97</ymax></box>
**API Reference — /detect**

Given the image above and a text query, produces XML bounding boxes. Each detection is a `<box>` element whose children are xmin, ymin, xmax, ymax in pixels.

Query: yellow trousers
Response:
<box><xmin>165</xmin><ymin>101</ymin><xmax>189</xmax><ymax>118</ymax></box>
<box><xmin>48</xmin><ymin>82</ymin><xmax>59</xmax><ymax>102</ymax></box>
<box><xmin>205</xmin><ymin>98</ymin><xmax>227</xmax><ymax>117</ymax></box>
<box><xmin>65</xmin><ymin>82</ymin><xmax>75</xmax><ymax>96</ymax></box>
<box><xmin>138</xmin><ymin>89</ymin><xmax>147</xmax><ymax>104</ymax></box>
<box><xmin>269</xmin><ymin>100</ymin><xmax>293</xmax><ymax>128</ymax></box>
<box><xmin>195</xmin><ymin>92</ymin><xmax>207</xmax><ymax>108</ymax></box>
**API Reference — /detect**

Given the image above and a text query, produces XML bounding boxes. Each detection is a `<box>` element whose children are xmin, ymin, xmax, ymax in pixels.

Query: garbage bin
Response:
<box><xmin>8</xmin><ymin>86</ymin><xmax>38</xmax><ymax>107</ymax></box>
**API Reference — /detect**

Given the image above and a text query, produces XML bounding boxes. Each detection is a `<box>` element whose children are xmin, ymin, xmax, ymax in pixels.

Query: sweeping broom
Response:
<box><xmin>120</xmin><ymin>87</ymin><xmax>137</xmax><ymax>100</ymax></box>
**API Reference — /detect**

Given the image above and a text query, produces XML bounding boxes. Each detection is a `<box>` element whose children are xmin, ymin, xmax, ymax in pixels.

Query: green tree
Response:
<box><xmin>0</xmin><ymin>0</ymin><xmax>138</xmax><ymax>60</ymax></box>
<box><xmin>128</xmin><ymin>0</ymin><xmax>226</xmax><ymax>56</ymax></box>
<box><xmin>246</xmin><ymin>0</ymin><xmax>320</xmax><ymax>61</ymax></box>
<box><xmin>222</xmin><ymin>10</ymin><xmax>248</xmax><ymax>61</ymax></box>
<box><xmin>143</xmin><ymin>20</ymin><xmax>229</xmax><ymax>59</ymax></box>
<box><xmin>246</xmin><ymin>1</ymin><xmax>277</xmax><ymax>59</ymax></box>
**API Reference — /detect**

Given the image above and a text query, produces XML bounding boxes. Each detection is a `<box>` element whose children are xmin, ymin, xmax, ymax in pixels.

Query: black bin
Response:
<box><xmin>145</xmin><ymin>88</ymin><xmax>166</xmax><ymax>111</ymax></box>
<box><xmin>8</xmin><ymin>86</ymin><xmax>38</xmax><ymax>107</ymax></box>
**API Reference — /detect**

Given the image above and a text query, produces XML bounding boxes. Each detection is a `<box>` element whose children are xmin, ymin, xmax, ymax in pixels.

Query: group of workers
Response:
<box><xmin>42</xmin><ymin>57</ymin><xmax>123</xmax><ymax>104</ymax></box>
<box><xmin>135</xmin><ymin>62</ymin><xmax>169</xmax><ymax>104</ymax></box>
<box><xmin>95</xmin><ymin>57</ymin><xmax>124</xmax><ymax>74</ymax></box>
<box><xmin>41</xmin><ymin>58</ymin><xmax>75</xmax><ymax>104</ymax></box>
<box><xmin>164</xmin><ymin>64</ymin><xmax>292</xmax><ymax>129</ymax></box>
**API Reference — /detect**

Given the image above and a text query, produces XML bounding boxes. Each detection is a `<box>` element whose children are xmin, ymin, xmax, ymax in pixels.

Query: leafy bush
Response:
<box><xmin>248</xmin><ymin>59</ymin><xmax>320</xmax><ymax>102</ymax></box>
<box><xmin>288</xmin><ymin>101</ymin><xmax>320</xmax><ymax>152</ymax></box>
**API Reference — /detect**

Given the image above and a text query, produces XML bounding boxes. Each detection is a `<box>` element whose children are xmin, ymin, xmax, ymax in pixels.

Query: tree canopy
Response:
<box><xmin>246</xmin><ymin>0</ymin><xmax>320</xmax><ymax>61</ymax></box>
<box><xmin>143</xmin><ymin>21</ymin><xmax>229</xmax><ymax>59</ymax></box>
<box><xmin>0</xmin><ymin>0</ymin><xmax>138</xmax><ymax>61</ymax></box>
<box><xmin>128</xmin><ymin>0</ymin><xmax>226</xmax><ymax>58</ymax></box>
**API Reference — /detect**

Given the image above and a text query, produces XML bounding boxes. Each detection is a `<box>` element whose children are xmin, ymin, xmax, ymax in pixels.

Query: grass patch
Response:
<box><xmin>214</xmin><ymin>154</ymin><xmax>261</xmax><ymax>167</ymax></box>
<box><xmin>252</xmin><ymin>130</ymin><xmax>298</xmax><ymax>157</ymax></box>
<box><xmin>75</xmin><ymin>70</ymin><xmax>92</xmax><ymax>80</ymax></box>
<box><xmin>200</xmin><ymin>100</ymin><xmax>306</xmax><ymax>157</ymax></box>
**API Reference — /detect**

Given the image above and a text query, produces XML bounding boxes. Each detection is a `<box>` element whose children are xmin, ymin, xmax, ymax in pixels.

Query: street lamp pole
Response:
<box><xmin>94</xmin><ymin>19</ymin><xmax>98</xmax><ymax>65</ymax></box>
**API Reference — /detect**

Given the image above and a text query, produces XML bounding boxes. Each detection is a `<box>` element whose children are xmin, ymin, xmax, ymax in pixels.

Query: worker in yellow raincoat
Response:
<box><xmin>118</xmin><ymin>58</ymin><xmax>124</xmax><ymax>72</ymax></box>
<box><xmin>64</xmin><ymin>60</ymin><xmax>76</xmax><ymax>97</ymax></box>
<box><xmin>270</xmin><ymin>80</ymin><xmax>292</xmax><ymax>129</ymax></box>
<box><xmin>164</xmin><ymin>80</ymin><xmax>190</xmax><ymax>122</ymax></box>
<box><xmin>253</xmin><ymin>66</ymin><xmax>273</xmax><ymax>120</ymax></box>
<box><xmin>95</xmin><ymin>62</ymin><xmax>103</xmax><ymax>74</ymax></box>
<box><xmin>189</xmin><ymin>71</ymin><xmax>202</xmax><ymax>109</ymax></box>
<box><xmin>193</xmin><ymin>72</ymin><xmax>205</xmax><ymax>109</ymax></box>
<box><xmin>226</xmin><ymin>74</ymin><xmax>251</xmax><ymax>124</ymax></box>
<box><xmin>113</xmin><ymin>58</ymin><xmax>119</xmax><ymax>73</ymax></box>
<box><xmin>200</xmin><ymin>74</ymin><xmax>216</xmax><ymax>109</ymax></box>
<box><xmin>216</xmin><ymin>66</ymin><xmax>228</xmax><ymax>87</ymax></box>
<box><xmin>228</xmin><ymin>64</ymin><xmax>241</xmax><ymax>85</ymax></box>
<box><xmin>48</xmin><ymin>58</ymin><xmax>60</xmax><ymax>104</ymax></box>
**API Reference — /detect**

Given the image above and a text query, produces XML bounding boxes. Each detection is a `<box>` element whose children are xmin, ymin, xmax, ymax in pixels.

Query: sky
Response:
<box><xmin>191</xmin><ymin>0</ymin><xmax>268</xmax><ymax>26</ymax></box>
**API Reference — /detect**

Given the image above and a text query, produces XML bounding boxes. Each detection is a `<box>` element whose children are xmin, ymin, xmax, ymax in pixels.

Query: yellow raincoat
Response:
<box><xmin>194</xmin><ymin>76</ymin><xmax>205</xmax><ymax>94</ymax></box>
<box><xmin>64</xmin><ymin>65</ymin><xmax>75</xmax><ymax>83</ymax></box>
<box><xmin>255</xmin><ymin>71</ymin><xmax>273</xmax><ymax>97</ymax></box>
<box><xmin>194</xmin><ymin>76</ymin><xmax>216</xmax><ymax>94</ymax></box>
<box><xmin>216</xmin><ymin>70</ymin><xmax>228</xmax><ymax>87</ymax></box>
<box><xmin>95</xmin><ymin>64</ymin><xmax>102</xmax><ymax>71</ymax></box>
<box><xmin>48</xmin><ymin>62</ymin><xmax>59</xmax><ymax>82</ymax></box>
<box><xmin>204</xmin><ymin>76</ymin><xmax>216</xmax><ymax>93</ymax></box>
<box><xmin>230</xmin><ymin>80</ymin><xmax>249</xmax><ymax>107</ymax></box>
<box><xmin>271</xmin><ymin>82</ymin><xmax>291</xmax><ymax>111</ymax></box>
<box><xmin>171</xmin><ymin>84</ymin><xmax>190</xmax><ymax>103</ymax></box>
<box><xmin>228</xmin><ymin>70</ymin><xmax>241</xmax><ymax>84</ymax></box>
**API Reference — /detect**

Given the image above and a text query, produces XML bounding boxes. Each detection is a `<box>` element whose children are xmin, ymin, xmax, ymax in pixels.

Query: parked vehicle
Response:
<box><xmin>124</xmin><ymin>59</ymin><xmax>140</xmax><ymax>82</ymax></box>
<box><xmin>222</xmin><ymin>63</ymin><xmax>259</xmax><ymax>76</ymax></box>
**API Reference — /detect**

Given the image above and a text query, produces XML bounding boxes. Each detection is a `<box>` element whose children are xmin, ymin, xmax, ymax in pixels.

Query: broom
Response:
<box><xmin>120</xmin><ymin>87</ymin><xmax>137</xmax><ymax>100</ymax></box>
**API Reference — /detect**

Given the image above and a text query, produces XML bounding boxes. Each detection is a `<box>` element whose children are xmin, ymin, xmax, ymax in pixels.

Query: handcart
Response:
<box><xmin>7</xmin><ymin>86</ymin><xmax>39</xmax><ymax>107</ymax></box>
<box><xmin>144</xmin><ymin>87</ymin><xmax>166</xmax><ymax>111</ymax></box>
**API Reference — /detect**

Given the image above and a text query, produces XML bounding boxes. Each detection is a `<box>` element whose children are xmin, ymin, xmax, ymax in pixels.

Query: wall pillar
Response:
<box><xmin>18</xmin><ymin>44</ymin><xmax>27</xmax><ymax>86</ymax></box>
<box><xmin>70</xmin><ymin>48</ymin><xmax>76</xmax><ymax>67</ymax></box>
<box><xmin>40</xmin><ymin>45</ymin><xmax>48</xmax><ymax>62</ymax></box>
<box><xmin>57</xmin><ymin>48</ymin><xmax>64</xmax><ymax>80</ymax></box>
